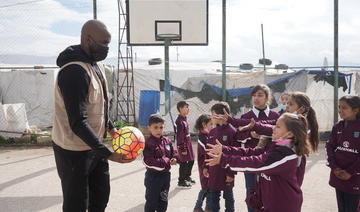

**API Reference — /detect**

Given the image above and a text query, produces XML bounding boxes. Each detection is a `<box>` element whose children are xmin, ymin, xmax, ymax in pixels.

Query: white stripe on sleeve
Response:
<box><xmin>142</xmin><ymin>159</ymin><xmax>165</xmax><ymax>171</ymax></box>
<box><xmin>227</xmin><ymin>154</ymin><xmax>298</xmax><ymax>172</ymax></box>
<box><xmin>198</xmin><ymin>139</ymin><xmax>206</xmax><ymax>150</ymax></box>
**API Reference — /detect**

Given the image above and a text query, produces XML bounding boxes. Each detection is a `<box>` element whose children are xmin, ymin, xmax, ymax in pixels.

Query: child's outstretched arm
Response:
<box><xmin>220</xmin><ymin>146</ymin><xmax>298</xmax><ymax>175</ymax></box>
<box><xmin>207</xmin><ymin>139</ymin><xmax>266</xmax><ymax>157</ymax></box>
<box><xmin>231</xmin><ymin>119</ymin><xmax>255</xmax><ymax>143</ymax></box>
<box><xmin>252</xmin><ymin>122</ymin><xmax>274</xmax><ymax>136</ymax></box>
<box><xmin>234</xmin><ymin>119</ymin><xmax>274</xmax><ymax>142</ymax></box>
<box><xmin>228</xmin><ymin>116</ymin><xmax>277</xmax><ymax>128</ymax></box>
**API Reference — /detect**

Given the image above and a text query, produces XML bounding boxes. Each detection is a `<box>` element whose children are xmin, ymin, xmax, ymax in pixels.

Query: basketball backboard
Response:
<box><xmin>126</xmin><ymin>0</ymin><xmax>208</xmax><ymax>46</ymax></box>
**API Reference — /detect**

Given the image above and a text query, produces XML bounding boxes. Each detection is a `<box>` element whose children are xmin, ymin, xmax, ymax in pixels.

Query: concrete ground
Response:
<box><xmin>0</xmin><ymin>142</ymin><xmax>337</xmax><ymax>212</ymax></box>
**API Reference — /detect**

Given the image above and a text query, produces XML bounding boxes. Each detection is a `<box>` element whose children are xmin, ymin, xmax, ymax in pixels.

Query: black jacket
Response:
<box><xmin>56</xmin><ymin>45</ymin><xmax>114</xmax><ymax>158</ymax></box>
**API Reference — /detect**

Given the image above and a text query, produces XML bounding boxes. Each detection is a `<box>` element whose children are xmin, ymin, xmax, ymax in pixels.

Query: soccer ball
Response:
<box><xmin>112</xmin><ymin>126</ymin><xmax>145</xmax><ymax>159</ymax></box>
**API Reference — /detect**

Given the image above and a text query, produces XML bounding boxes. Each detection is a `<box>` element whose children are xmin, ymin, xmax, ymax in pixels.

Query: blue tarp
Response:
<box><xmin>205</xmin><ymin>70</ymin><xmax>305</xmax><ymax>98</ymax></box>
<box><xmin>138</xmin><ymin>90</ymin><xmax>160</xmax><ymax>126</ymax></box>
<box><xmin>204</xmin><ymin>70</ymin><xmax>352</xmax><ymax>98</ymax></box>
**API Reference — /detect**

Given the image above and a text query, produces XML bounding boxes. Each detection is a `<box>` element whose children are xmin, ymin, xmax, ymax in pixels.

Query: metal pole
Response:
<box><xmin>93</xmin><ymin>0</ymin><xmax>97</xmax><ymax>19</ymax></box>
<box><xmin>222</xmin><ymin>0</ymin><xmax>227</xmax><ymax>101</ymax></box>
<box><xmin>261</xmin><ymin>24</ymin><xmax>266</xmax><ymax>72</ymax></box>
<box><xmin>176</xmin><ymin>47</ymin><xmax>179</xmax><ymax>62</ymax></box>
<box><xmin>164</xmin><ymin>38</ymin><xmax>171</xmax><ymax>114</ymax></box>
<box><xmin>334</xmin><ymin>0</ymin><xmax>339</xmax><ymax>123</ymax></box>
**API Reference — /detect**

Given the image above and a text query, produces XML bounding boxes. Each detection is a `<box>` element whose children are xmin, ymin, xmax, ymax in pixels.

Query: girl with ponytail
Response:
<box><xmin>205</xmin><ymin>113</ymin><xmax>309</xmax><ymax>212</ymax></box>
<box><xmin>286</xmin><ymin>92</ymin><xmax>320</xmax><ymax>152</ymax></box>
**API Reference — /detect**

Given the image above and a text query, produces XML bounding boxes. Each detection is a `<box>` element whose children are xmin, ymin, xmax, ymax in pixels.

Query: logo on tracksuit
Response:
<box><xmin>165</xmin><ymin>144</ymin><xmax>171</xmax><ymax>151</ymax></box>
<box><xmin>261</xmin><ymin>173</ymin><xmax>271</xmax><ymax>181</ymax></box>
<box><xmin>354</xmin><ymin>131</ymin><xmax>360</xmax><ymax>138</ymax></box>
<box><xmin>336</xmin><ymin>141</ymin><xmax>359</xmax><ymax>154</ymax></box>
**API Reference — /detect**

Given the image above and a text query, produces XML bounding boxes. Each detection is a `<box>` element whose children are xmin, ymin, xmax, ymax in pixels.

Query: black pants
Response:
<box><xmin>335</xmin><ymin>189</ymin><xmax>360</xmax><ymax>212</ymax></box>
<box><xmin>144</xmin><ymin>170</ymin><xmax>171</xmax><ymax>212</ymax></box>
<box><xmin>53</xmin><ymin>143</ymin><xmax>110</xmax><ymax>212</ymax></box>
<box><xmin>178</xmin><ymin>160</ymin><xmax>194</xmax><ymax>183</ymax></box>
<box><xmin>208</xmin><ymin>189</ymin><xmax>235</xmax><ymax>212</ymax></box>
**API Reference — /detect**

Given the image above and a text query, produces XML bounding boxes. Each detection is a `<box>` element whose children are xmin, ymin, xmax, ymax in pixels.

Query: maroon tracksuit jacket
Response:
<box><xmin>207</xmin><ymin>124</ymin><xmax>251</xmax><ymax>190</ymax></box>
<box><xmin>227</xmin><ymin>116</ymin><xmax>276</xmax><ymax>139</ymax></box>
<box><xmin>228</xmin><ymin>116</ymin><xmax>277</xmax><ymax>128</ymax></box>
<box><xmin>176</xmin><ymin>115</ymin><xmax>195</xmax><ymax>162</ymax></box>
<box><xmin>220</xmin><ymin>141</ymin><xmax>305</xmax><ymax>212</ymax></box>
<box><xmin>326</xmin><ymin>119</ymin><xmax>360</xmax><ymax>194</ymax></box>
<box><xmin>198</xmin><ymin>131</ymin><xmax>210</xmax><ymax>189</ymax></box>
<box><xmin>237</xmin><ymin>106</ymin><xmax>279</xmax><ymax>148</ymax></box>
<box><xmin>143</xmin><ymin>135</ymin><xmax>178</xmax><ymax>172</ymax></box>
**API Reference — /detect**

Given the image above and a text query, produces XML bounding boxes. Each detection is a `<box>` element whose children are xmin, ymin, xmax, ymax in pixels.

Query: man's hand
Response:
<box><xmin>170</xmin><ymin>158</ymin><xmax>177</xmax><ymax>165</ymax></box>
<box><xmin>109</xmin><ymin>128</ymin><xmax>118</xmax><ymax>138</ymax></box>
<box><xmin>203</xmin><ymin>168</ymin><xmax>209</xmax><ymax>178</ymax></box>
<box><xmin>108</xmin><ymin>152</ymin><xmax>135</xmax><ymax>163</ymax></box>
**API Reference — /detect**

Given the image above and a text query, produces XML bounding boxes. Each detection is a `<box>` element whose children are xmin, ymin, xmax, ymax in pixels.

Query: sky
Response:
<box><xmin>0</xmin><ymin>0</ymin><xmax>360</xmax><ymax>66</ymax></box>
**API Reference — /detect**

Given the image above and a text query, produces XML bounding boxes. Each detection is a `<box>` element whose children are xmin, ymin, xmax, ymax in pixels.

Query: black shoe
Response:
<box><xmin>177</xmin><ymin>181</ymin><xmax>192</xmax><ymax>189</ymax></box>
<box><xmin>186</xmin><ymin>178</ymin><xmax>196</xmax><ymax>185</ymax></box>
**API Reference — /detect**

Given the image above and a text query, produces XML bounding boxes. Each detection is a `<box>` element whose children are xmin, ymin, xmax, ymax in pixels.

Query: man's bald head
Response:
<box><xmin>80</xmin><ymin>20</ymin><xmax>111</xmax><ymax>58</ymax></box>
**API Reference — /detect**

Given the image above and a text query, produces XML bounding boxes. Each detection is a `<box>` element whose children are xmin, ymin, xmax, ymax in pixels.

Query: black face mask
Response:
<box><xmin>89</xmin><ymin>40</ymin><xmax>109</xmax><ymax>62</ymax></box>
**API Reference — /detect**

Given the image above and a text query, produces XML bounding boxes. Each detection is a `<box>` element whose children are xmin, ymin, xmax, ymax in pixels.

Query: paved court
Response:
<box><xmin>0</xmin><ymin>142</ymin><xmax>337</xmax><ymax>212</ymax></box>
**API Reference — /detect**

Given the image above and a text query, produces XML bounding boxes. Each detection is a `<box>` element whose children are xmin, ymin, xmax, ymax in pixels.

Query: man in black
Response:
<box><xmin>52</xmin><ymin>20</ymin><xmax>133</xmax><ymax>212</ymax></box>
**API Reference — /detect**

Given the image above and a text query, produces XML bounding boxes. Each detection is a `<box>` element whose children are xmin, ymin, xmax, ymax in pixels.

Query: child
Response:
<box><xmin>235</xmin><ymin>84</ymin><xmax>279</xmax><ymax>212</ymax></box>
<box><xmin>206</xmin><ymin>113</ymin><xmax>313</xmax><ymax>212</ymax></box>
<box><xmin>278</xmin><ymin>92</ymin><xmax>290</xmax><ymax>115</ymax></box>
<box><xmin>207</xmin><ymin>102</ymin><xmax>254</xmax><ymax>212</ymax></box>
<box><xmin>326</xmin><ymin>95</ymin><xmax>360</xmax><ymax>212</ymax></box>
<box><xmin>193</xmin><ymin>114</ymin><xmax>213</xmax><ymax>212</ymax></box>
<box><xmin>241</xmin><ymin>84</ymin><xmax>280</xmax><ymax>146</ymax></box>
<box><xmin>287</xmin><ymin>92</ymin><xmax>320</xmax><ymax>152</ymax></box>
<box><xmin>175</xmin><ymin>100</ymin><xmax>195</xmax><ymax>188</ymax></box>
<box><xmin>143</xmin><ymin>114</ymin><xmax>178</xmax><ymax>212</ymax></box>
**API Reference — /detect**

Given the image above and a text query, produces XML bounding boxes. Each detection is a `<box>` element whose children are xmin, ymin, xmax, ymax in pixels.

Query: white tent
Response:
<box><xmin>117</xmin><ymin>63</ymin><xmax>359</xmax><ymax>132</ymax></box>
<box><xmin>0</xmin><ymin>69</ymin><xmax>57</xmax><ymax>128</ymax></box>
<box><xmin>0</xmin><ymin>62</ymin><xmax>359</xmax><ymax>134</ymax></box>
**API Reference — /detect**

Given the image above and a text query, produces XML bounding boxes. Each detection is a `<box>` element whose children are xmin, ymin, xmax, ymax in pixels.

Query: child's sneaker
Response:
<box><xmin>177</xmin><ymin>181</ymin><xmax>192</xmax><ymax>189</ymax></box>
<box><xmin>186</xmin><ymin>178</ymin><xmax>196</xmax><ymax>185</ymax></box>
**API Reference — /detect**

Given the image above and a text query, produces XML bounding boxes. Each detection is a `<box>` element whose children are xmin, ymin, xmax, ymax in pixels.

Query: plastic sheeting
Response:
<box><xmin>1</xmin><ymin>62</ymin><xmax>359</xmax><ymax>133</ymax></box>
<box><xmin>0</xmin><ymin>65</ymin><xmax>114</xmax><ymax>128</ymax></box>
<box><xmin>0</xmin><ymin>103</ymin><xmax>29</xmax><ymax>138</ymax></box>
<box><xmin>0</xmin><ymin>69</ymin><xmax>57</xmax><ymax>127</ymax></box>
<box><xmin>127</xmin><ymin>68</ymin><xmax>358</xmax><ymax>133</ymax></box>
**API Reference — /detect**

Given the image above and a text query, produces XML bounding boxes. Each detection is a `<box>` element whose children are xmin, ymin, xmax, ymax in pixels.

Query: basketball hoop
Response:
<box><xmin>156</xmin><ymin>33</ymin><xmax>181</xmax><ymax>41</ymax></box>
<box><xmin>127</xmin><ymin>0</ymin><xmax>208</xmax><ymax>46</ymax></box>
